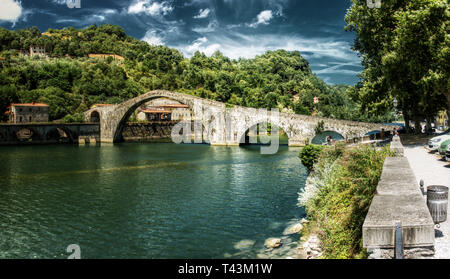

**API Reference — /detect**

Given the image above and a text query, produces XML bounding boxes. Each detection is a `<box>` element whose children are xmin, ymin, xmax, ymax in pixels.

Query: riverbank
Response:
<box><xmin>297</xmin><ymin>143</ymin><xmax>392</xmax><ymax>259</ymax></box>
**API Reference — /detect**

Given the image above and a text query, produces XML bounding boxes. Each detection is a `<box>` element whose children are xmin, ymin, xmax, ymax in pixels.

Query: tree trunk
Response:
<box><xmin>426</xmin><ymin>116</ymin><xmax>432</xmax><ymax>134</ymax></box>
<box><xmin>445</xmin><ymin>92</ymin><xmax>450</xmax><ymax>121</ymax></box>
<box><xmin>403</xmin><ymin>110</ymin><xmax>410</xmax><ymax>133</ymax></box>
<box><xmin>414</xmin><ymin>114</ymin><xmax>422</xmax><ymax>134</ymax></box>
<box><xmin>447</xmin><ymin>110</ymin><xmax>450</xmax><ymax>127</ymax></box>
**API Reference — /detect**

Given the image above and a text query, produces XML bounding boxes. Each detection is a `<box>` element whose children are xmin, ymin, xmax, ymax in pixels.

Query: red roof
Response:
<box><xmin>10</xmin><ymin>103</ymin><xmax>49</xmax><ymax>107</ymax></box>
<box><xmin>141</xmin><ymin>109</ymin><xmax>172</xmax><ymax>114</ymax></box>
<box><xmin>157</xmin><ymin>104</ymin><xmax>189</xmax><ymax>109</ymax></box>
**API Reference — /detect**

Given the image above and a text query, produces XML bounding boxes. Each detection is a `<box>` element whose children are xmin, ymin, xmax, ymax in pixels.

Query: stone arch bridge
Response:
<box><xmin>84</xmin><ymin>90</ymin><xmax>396</xmax><ymax>146</ymax></box>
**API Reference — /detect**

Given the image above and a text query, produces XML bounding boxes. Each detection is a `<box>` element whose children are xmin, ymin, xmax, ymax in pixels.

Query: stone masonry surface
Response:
<box><xmin>364</xmin><ymin>137</ymin><xmax>436</xmax><ymax>259</ymax></box>
<box><xmin>84</xmin><ymin>90</ymin><xmax>399</xmax><ymax>145</ymax></box>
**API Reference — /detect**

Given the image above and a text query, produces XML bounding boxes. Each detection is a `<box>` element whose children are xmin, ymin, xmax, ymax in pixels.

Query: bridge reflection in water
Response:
<box><xmin>121</xmin><ymin>121</ymin><xmax>208</xmax><ymax>143</ymax></box>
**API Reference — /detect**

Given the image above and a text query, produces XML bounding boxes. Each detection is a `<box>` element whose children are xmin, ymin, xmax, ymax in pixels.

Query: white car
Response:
<box><xmin>427</xmin><ymin>135</ymin><xmax>450</xmax><ymax>152</ymax></box>
<box><xmin>446</xmin><ymin>145</ymin><xmax>450</xmax><ymax>162</ymax></box>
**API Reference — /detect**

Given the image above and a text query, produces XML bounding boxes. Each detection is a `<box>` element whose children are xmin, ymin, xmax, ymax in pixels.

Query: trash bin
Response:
<box><xmin>427</xmin><ymin>185</ymin><xmax>448</xmax><ymax>224</ymax></box>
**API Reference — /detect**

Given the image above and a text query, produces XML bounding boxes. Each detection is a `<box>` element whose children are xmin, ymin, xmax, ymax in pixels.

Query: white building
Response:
<box><xmin>29</xmin><ymin>46</ymin><xmax>47</xmax><ymax>57</ymax></box>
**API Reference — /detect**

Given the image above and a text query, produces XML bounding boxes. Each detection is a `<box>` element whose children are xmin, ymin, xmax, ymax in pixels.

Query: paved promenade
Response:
<box><xmin>404</xmin><ymin>145</ymin><xmax>450</xmax><ymax>259</ymax></box>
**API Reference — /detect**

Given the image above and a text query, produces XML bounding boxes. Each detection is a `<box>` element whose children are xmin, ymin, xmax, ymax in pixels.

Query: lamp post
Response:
<box><xmin>393</xmin><ymin>98</ymin><xmax>398</xmax><ymax>122</ymax></box>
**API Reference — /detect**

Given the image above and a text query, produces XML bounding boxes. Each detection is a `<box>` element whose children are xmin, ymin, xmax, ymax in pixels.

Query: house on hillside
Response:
<box><xmin>5</xmin><ymin>103</ymin><xmax>49</xmax><ymax>123</ymax></box>
<box><xmin>29</xmin><ymin>46</ymin><xmax>48</xmax><ymax>57</ymax></box>
<box><xmin>88</xmin><ymin>54</ymin><xmax>124</xmax><ymax>61</ymax></box>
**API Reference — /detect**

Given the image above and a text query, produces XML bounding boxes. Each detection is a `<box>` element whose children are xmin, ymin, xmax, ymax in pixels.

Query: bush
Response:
<box><xmin>314</xmin><ymin>120</ymin><xmax>325</xmax><ymax>135</ymax></box>
<box><xmin>63</xmin><ymin>113</ymin><xmax>85</xmax><ymax>123</ymax></box>
<box><xmin>300</xmin><ymin>145</ymin><xmax>392</xmax><ymax>258</ymax></box>
<box><xmin>299</xmin><ymin>144</ymin><xmax>325</xmax><ymax>170</ymax></box>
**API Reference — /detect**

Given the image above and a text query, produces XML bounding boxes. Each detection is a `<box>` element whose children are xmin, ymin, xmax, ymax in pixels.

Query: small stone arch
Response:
<box><xmin>90</xmin><ymin>111</ymin><xmax>100</xmax><ymax>123</ymax></box>
<box><xmin>311</xmin><ymin>130</ymin><xmax>345</xmax><ymax>145</ymax></box>
<box><xmin>238</xmin><ymin>120</ymin><xmax>291</xmax><ymax>146</ymax></box>
<box><xmin>15</xmin><ymin>128</ymin><xmax>38</xmax><ymax>142</ymax></box>
<box><xmin>45</xmin><ymin>127</ymin><xmax>75</xmax><ymax>143</ymax></box>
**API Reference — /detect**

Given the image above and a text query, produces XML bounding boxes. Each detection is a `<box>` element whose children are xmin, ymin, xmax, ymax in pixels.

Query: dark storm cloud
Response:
<box><xmin>0</xmin><ymin>0</ymin><xmax>362</xmax><ymax>84</ymax></box>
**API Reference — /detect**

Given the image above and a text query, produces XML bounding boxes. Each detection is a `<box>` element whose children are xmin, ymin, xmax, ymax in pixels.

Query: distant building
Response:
<box><xmin>88</xmin><ymin>54</ymin><xmax>124</xmax><ymax>61</ymax></box>
<box><xmin>157</xmin><ymin>104</ymin><xmax>191</xmax><ymax>121</ymax></box>
<box><xmin>138</xmin><ymin>108</ymin><xmax>172</xmax><ymax>121</ymax></box>
<box><xmin>29</xmin><ymin>46</ymin><xmax>47</xmax><ymax>57</ymax></box>
<box><xmin>136</xmin><ymin>99</ymin><xmax>191</xmax><ymax>122</ymax></box>
<box><xmin>6</xmin><ymin>103</ymin><xmax>49</xmax><ymax>123</ymax></box>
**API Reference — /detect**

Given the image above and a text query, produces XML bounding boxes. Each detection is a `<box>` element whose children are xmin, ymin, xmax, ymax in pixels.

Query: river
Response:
<box><xmin>0</xmin><ymin>143</ymin><xmax>308</xmax><ymax>259</ymax></box>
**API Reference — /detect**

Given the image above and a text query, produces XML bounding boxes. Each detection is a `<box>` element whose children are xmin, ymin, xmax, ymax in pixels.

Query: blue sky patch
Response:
<box><xmin>0</xmin><ymin>0</ymin><xmax>363</xmax><ymax>85</ymax></box>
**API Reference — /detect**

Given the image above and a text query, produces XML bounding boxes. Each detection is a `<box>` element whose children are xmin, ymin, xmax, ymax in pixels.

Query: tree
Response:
<box><xmin>383</xmin><ymin>0</ymin><xmax>449</xmax><ymax>131</ymax></box>
<box><xmin>345</xmin><ymin>0</ymin><xmax>449</xmax><ymax>133</ymax></box>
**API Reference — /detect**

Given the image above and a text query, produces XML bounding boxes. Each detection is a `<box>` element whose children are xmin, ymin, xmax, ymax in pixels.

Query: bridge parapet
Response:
<box><xmin>84</xmin><ymin>90</ymin><xmax>401</xmax><ymax>145</ymax></box>
<box><xmin>363</xmin><ymin>136</ymin><xmax>435</xmax><ymax>259</ymax></box>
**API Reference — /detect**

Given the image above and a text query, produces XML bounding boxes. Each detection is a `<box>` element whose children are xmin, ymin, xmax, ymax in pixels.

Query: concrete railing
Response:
<box><xmin>363</xmin><ymin>136</ymin><xmax>435</xmax><ymax>259</ymax></box>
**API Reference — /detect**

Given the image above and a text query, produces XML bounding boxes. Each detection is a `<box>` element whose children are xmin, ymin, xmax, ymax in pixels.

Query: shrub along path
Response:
<box><xmin>404</xmin><ymin>145</ymin><xmax>450</xmax><ymax>259</ymax></box>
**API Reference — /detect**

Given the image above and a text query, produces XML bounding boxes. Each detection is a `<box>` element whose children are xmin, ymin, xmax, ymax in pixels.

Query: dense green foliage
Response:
<box><xmin>345</xmin><ymin>0</ymin><xmax>449</xmax><ymax>132</ymax></box>
<box><xmin>0</xmin><ymin>24</ymin><xmax>391</xmax><ymax>122</ymax></box>
<box><xmin>314</xmin><ymin>120</ymin><xmax>325</xmax><ymax>135</ymax></box>
<box><xmin>301</xmin><ymin>144</ymin><xmax>392</xmax><ymax>258</ymax></box>
<box><xmin>299</xmin><ymin>144</ymin><xmax>326</xmax><ymax>171</ymax></box>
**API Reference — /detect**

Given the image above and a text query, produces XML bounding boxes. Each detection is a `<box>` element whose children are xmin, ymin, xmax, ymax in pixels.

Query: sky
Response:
<box><xmin>0</xmin><ymin>0</ymin><xmax>363</xmax><ymax>85</ymax></box>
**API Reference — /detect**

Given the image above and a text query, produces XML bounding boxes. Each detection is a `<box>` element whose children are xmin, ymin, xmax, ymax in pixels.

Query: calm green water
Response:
<box><xmin>0</xmin><ymin>143</ymin><xmax>307</xmax><ymax>259</ymax></box>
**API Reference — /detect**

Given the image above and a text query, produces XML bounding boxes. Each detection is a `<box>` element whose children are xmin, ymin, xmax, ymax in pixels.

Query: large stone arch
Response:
<box><xmin>86</xmin><ymin>90</ymin><xmax>219</xmax><ymax>143</ymax></box>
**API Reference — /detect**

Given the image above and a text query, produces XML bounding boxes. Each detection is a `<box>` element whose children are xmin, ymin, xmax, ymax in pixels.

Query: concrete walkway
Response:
<box><xmin>404</xmin><ymin>145</ymin><xmax>450</xmax><ymax>259</ymax></box>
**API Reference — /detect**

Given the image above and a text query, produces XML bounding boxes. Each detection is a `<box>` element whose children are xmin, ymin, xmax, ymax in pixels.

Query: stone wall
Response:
<box><xmin>0</xmin><ymin>123</ymin><xmax>99</xmax><ymax>145</ymax></box>
<box><xmin>122</xmin><ymin>122</ymin><xmax>176</xmax><ymax>141</ymax></box>
<box><xmin>363</xmin><ymin>136</ymin><xmax>435</xmax><ymax>259</ymax></box>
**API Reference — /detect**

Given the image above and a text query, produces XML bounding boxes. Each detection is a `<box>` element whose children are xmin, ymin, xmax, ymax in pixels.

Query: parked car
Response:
<box><xmin>434</xmin><ymin>128</ymin><xmax>450</xmax><ymax>136</ymax></box>
<box><xmin>446</xmin><ymin>145</ymin><xmax>450</xmax><ymax>162</ymax></box>
<box><xmin>436</xmin><ymin>126</ymin><xmax>447</xmax><ymax>132</ymax></box>
<box><xmin>438</xmin><ymin>139</ymin><xmax>450</xmax><ymax>157</ymax></box>
<box><xmin>427</xmin><ymin>134</ymin><xmax>450</xmax><ymax>152</ymax></box>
